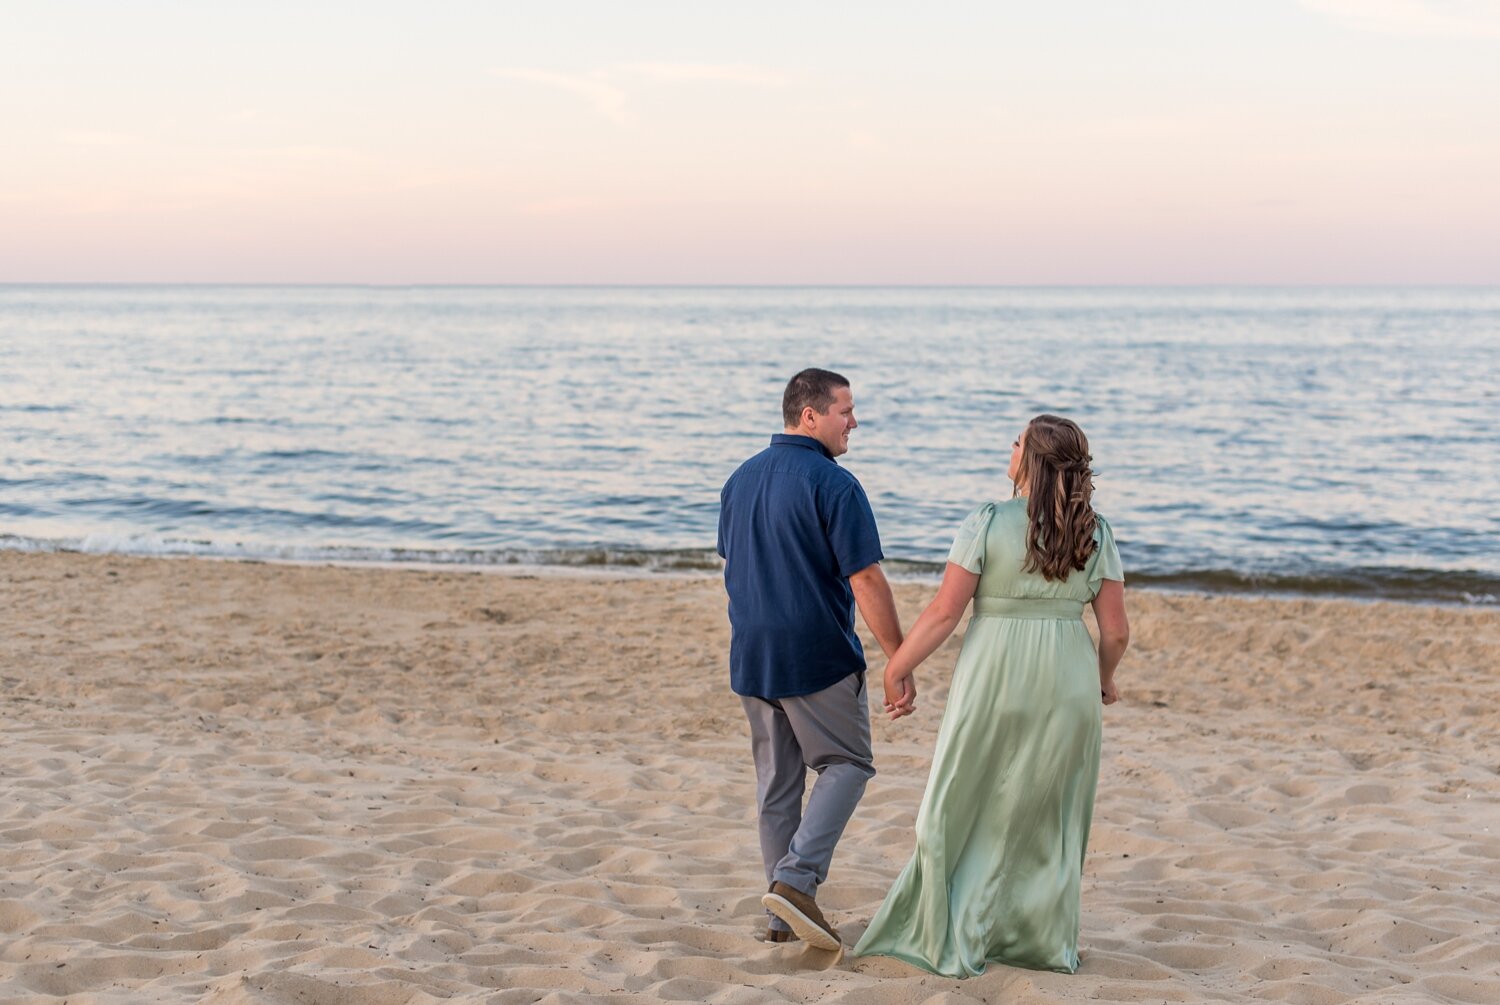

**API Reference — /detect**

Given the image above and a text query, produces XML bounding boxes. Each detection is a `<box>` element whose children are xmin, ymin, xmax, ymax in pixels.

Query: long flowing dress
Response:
<box><xmin>853</xmin><ymin>497</ymin><xmax>1123</xmax><ymax>977</ymax></box>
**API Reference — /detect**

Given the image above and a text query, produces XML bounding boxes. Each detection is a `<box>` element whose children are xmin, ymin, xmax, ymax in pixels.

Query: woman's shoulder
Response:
<box><xmin>956</xmin><ymin>498</ymin><xmax>1020</xmax><ymax>520</ymax></box>
<box><xmin>963</xmin><ymin>497</ymin><xmax>1025</xmax><ymax>530</ymax></box>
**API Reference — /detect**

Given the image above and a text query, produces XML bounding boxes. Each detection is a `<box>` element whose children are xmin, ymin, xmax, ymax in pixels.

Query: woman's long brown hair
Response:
<box><xmin>1016</xmin><ymin>414</ymin><xmax>1098</xmax><ymax>581</ymax></box>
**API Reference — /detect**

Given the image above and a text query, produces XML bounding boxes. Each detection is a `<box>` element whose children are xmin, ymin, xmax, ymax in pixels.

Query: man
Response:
<box><xmin>717</xmin><ymin>367</ymin><xmax>905</xmax><ymax>950</ymax></box>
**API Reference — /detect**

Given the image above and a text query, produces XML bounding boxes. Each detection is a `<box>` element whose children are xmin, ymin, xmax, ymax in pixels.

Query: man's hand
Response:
<box><xmin>883</xmin><ymin>669</ymin><xmax>917</xmax><ymax>720</ymax></box>
<box><xmin>1101</xmin><ymin>679</ymin><xmax>1119</xmax><ymax>705</ymax></box>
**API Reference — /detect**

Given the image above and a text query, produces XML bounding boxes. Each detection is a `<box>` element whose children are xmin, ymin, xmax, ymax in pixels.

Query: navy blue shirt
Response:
<box><xmin>717</xmin><ymin>434</ymin><xmax>885</xmax><ymax>698</ymax></box>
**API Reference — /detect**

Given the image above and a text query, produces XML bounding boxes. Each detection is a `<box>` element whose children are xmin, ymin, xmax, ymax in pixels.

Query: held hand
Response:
<box><xmin>883</xmin><ymin>670</ymin><xmax>917</xmax><ymax>720</ymax></box>
<box><xmin>1100</xmin><ymin>679</ymin><xmax>1119</xmax><ymax>706</ymax></box>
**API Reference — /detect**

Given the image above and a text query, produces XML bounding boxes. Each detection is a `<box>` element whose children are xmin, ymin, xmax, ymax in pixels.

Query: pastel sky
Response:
<box><xmin>4</xmin><ymin>1</ymin><xmax>1498</xmax><ymax>283</ymax></box>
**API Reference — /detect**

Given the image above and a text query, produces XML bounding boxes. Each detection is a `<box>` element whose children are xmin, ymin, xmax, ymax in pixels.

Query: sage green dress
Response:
<box><xmin>853</xmin><ymin>497</ymin><xmax>1123</xmax><ymax>977</ymax></box>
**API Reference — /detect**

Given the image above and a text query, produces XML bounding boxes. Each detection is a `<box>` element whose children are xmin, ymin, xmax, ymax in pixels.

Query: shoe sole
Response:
<box><xmin>761</xmin><ymin>893</ymin><xmax>840</xmax><ymax>951</ymax></box>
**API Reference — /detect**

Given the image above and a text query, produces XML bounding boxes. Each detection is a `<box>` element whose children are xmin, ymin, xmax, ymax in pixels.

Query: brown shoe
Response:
<box><xmin>763</xmin><ymin>927</ymin><xmax>798</xmax><ymax>943</ymax></box>
<box><xmin>761</xmin><ymin>881</ymin><xmax>840</xmax><ymax>950</ymax></box>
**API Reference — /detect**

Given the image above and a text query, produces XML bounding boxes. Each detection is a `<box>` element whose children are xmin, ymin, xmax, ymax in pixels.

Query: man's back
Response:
<box><xmin>718</xmin><ymin>433</ymin><xmax>883</xmax><ymax>699</ymax></box>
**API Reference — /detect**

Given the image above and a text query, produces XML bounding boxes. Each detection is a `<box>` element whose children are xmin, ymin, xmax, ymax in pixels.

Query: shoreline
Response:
<box><xmin>3</xmin><ymin>537</ymin><xmax>1496</xmax><ymax>609</ymax></box>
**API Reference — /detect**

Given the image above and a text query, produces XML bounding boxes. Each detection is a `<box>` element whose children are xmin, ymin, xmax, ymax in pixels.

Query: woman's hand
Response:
<box><xmin>884</xmin><ymin>668</ymin><xmax>917</xmax><ymax>720</ymax></box>
<box><xmin>1100</xmin><ymin>679</ymin><xmax>1119</xmax><ymax>705</ymax></box>
<box><xmin>877</xmin><ymin>562</ymin><xmax>978</xmax><ymax>722</ymax></box>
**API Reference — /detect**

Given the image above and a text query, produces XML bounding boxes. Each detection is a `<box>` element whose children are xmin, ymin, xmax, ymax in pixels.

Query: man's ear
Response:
<box><xmin>800</xmin><ymin>406</ymin><xmax>816</xmax><ymax>428</ymax></box>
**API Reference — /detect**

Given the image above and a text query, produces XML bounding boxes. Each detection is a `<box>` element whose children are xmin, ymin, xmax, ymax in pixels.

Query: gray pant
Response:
<box><xmin>740</xmin><ymin>671</ymin><xmax>875</xmax><ymax>929</ymax></box>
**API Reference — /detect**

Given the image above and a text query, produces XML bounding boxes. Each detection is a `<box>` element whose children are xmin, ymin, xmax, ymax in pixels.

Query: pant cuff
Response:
<box><xmin>771</xmin><ymin>870</ymin><xmax>817</xmax><ymax>897</ymax></box>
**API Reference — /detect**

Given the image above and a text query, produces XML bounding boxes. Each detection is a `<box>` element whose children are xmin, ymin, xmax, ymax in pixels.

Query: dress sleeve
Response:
<box><xmin>946</xmin><ymin>503</ymin><xmax>996</xmax><ymax>574</ymax></box>
<box><xmin>1087</xmin><ymin>513</ymin><xmax>1124</xmax><ymax>593</ymax></box>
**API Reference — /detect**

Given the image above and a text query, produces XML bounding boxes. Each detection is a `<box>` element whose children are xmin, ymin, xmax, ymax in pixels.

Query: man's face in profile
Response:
<box><xmin>805</xmin><ymin>386</ymin><xmax>857</xmax><ymax>458</ymax></box>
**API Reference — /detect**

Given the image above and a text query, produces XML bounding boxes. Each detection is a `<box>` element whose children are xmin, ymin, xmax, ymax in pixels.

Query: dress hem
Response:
<box><xmin>852</xmin><ymin>945</ymin><xmax>1079</xmax><ymax>979</ymax></box>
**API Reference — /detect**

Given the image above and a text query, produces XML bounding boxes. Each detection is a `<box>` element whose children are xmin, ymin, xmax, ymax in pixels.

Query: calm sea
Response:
<box><xmin>2</xmin><ymin>285</ymin><xmax>1496</xmax><ymax>603</ymax></box>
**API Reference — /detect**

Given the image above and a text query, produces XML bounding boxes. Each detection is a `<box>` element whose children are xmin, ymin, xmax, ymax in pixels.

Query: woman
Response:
<box><xmin>852</xmin><ymin>414</ymin><xmax>1129</xmax><ymax>977</ymax></box>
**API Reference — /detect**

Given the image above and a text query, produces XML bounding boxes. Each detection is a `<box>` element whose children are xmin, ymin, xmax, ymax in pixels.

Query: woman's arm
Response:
<box><xmin>882</xmin><ymin>562</ymin><xmax>980</xmax><ymax>719</ymax></box>
<box><xmin>1090</xmin><ymin>578</ymin><xmax>1129</xmax><ymax>705</ymax></box>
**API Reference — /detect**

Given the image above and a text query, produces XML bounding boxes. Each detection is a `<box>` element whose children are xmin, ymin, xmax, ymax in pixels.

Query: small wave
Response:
<box><xmin>56</xmin><ymin>495</ymin><xmax>453</xmax><ymax>535</ymax></box>
<box><xmin>255</xmin><ymin>448</ymin><xmax>351</xmax><ymax>461</ymax></box>
<box><xmin>0</xmin><ymin>533</ymin><xmax>1494</xmax><ymax>604</ymax></box>
<box><xmin>1129</xmin><ymin>567</ymin><xmax>1499</xmax><ymax>606</ymax></box>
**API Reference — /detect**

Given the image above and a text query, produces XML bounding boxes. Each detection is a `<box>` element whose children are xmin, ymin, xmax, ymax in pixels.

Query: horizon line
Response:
<box><xmin>4</xmin><ymin>281</ymin><xmax>1500</xmax><ymax>290</ymax></box>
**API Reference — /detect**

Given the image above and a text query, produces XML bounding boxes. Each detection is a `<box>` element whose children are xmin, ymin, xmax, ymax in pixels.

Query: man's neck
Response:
<box><xmin>778</xmin><ymin>430</ymin><xmax>833</xmax><ymax>457</ymax></box>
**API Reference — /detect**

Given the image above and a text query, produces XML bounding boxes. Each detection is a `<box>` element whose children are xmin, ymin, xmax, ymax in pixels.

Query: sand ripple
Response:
<box><xmin>1</xmin><ymin>554</ymin><xmax>1497</xmax><ymax>1003</ymax></box>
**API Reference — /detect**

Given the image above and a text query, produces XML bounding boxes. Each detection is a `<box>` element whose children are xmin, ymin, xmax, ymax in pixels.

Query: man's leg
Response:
<box><xmin>772</xmin><ymin>671</ymin><xmax>875</xmax><ymax>897</ymax></box>
<box><xmin>740</xmin><ymin>694</ymin><xmax>806</xmax><ymax>934</ymax></box>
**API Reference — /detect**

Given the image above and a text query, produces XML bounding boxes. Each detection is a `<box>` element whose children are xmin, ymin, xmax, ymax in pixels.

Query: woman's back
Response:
<box><xmin>953</xmin><ymin>497</ymin><xmax>1119</xmax><ymax>603</ymax></box>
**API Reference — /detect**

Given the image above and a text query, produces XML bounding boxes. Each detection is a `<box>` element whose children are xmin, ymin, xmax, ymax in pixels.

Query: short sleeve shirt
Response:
<box><xmin>717</xmin><ymin>434</ymin><xmax>885</xmax><ymax>698</ymax></box>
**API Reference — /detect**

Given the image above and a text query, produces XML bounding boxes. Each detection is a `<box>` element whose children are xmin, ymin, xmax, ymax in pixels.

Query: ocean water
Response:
<box><xmin>1</xmin><ymin>285</ymin><xmax>1496</xmax><ymax>603</ymax></box>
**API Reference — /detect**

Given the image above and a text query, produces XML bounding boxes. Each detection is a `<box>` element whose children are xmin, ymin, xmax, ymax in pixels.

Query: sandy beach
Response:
<box><xmin>2</xmin><ymin>551</ymin><xmax>1497</xmax><ymax>1004</ymax></box>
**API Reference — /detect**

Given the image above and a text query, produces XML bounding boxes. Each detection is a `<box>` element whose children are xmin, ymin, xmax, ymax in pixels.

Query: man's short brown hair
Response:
<box><xmin>782</xmin><ymin>368</ymin><xmax>850</xmax><ymax>428</ymax></box>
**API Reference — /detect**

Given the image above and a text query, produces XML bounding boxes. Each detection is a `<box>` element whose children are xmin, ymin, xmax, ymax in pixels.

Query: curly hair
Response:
<box><xmin>1017</xmin><ymin>414</ymin><xmax>1098</xmax><ymax>581</ymax></box>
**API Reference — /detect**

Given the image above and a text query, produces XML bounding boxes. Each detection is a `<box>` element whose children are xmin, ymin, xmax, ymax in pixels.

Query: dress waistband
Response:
<box><xmin>971</xmin><ymin>596</ymin><xmax>1085</xmax><ymax>620</ymax></box>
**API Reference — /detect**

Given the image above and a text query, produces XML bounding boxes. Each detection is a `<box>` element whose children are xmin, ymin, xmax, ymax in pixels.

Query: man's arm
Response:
<box><xmin>849</xmin><ymin>562</ymin><xmax>903</xmax><ymax>660</ymax></box>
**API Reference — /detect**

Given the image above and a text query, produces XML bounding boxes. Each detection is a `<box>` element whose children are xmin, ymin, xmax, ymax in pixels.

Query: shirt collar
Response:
<box><xmin>770</xmin><ymin>432</ymin><xmax>834</xmax><ymax>460</ymax></box>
